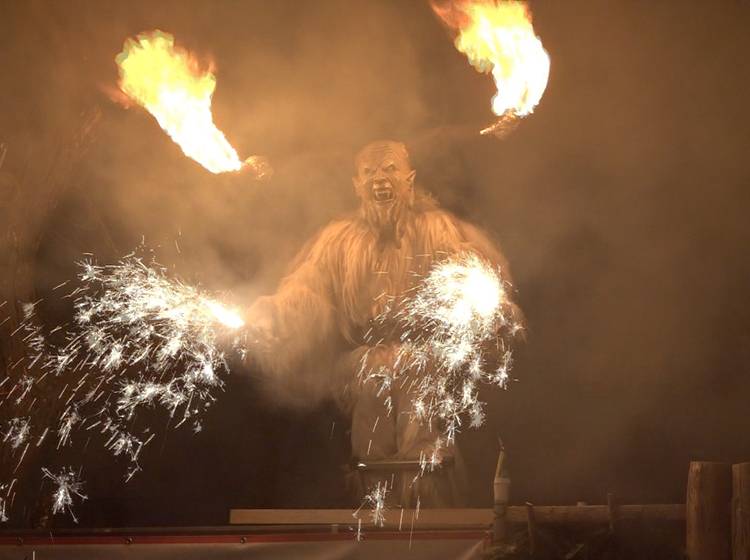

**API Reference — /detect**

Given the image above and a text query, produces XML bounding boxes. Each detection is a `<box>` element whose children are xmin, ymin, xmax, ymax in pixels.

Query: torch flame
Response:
<box><xmin>115</xmin><ymin>30</ymin><xmax>243</xmax><ymax>174</ymax></box>
<box><xmin>432</xmin><ymin>0</ymin><xmax>550</xmax><ymax>121</ymax></box>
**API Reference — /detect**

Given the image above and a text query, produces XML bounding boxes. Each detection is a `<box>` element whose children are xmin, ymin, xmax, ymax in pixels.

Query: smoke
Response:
<box><xmin>0</xmin><ymin>0</ymin><xmax>749</xmax><ymax>523</ymax></box>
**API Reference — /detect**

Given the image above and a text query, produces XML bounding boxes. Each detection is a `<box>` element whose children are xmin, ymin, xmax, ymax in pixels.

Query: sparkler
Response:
<box><xmin>116</xmin><ymin>30</ymin><xmax>271</xmax><ymax>178</ymax></box>
<box><xmin>51</xmin><ymin>253</ymin><xmax>246</xmax><ymax>456</ymax></box>
<box><xmin>72</xmin><ymin>254</ymin><xmax>243</xmax><ymax>374</ymax></box>
<box><xmin>362</xmin><ymin>252</ymin><xmax>522</xmax><ymax>456</ymax></box>
<box><xmin>354</xmin><ymin>253</ymin><xmax>520</xmax><ymax>539</ymax></box>
<box><xmin>41</xmin><ymin>467</ymin><xmax>87</xmax><ymax>523</ymax></box>
<box><xmin>431</xmin><ymin>0</ymin><xmax>550</xmax><ymax>136</ymax></box>
<box><xmin>0</xmin><ymin>250</ymin><xmax>247</xmax><ymax>521</ymax></box>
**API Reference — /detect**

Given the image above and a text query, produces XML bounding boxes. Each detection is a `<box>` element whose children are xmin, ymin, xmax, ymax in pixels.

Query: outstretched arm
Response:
<box><xmin>245</xmin><ymin>225</ymin><xmax>340</xmax><ymax>377</ymax></box>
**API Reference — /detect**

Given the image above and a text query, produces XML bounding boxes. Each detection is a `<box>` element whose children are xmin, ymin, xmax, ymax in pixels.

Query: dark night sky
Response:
<box><xmin>1</xmin><ymin>0</ymin><xmax>749</xmax><ymax>526</ymax></box>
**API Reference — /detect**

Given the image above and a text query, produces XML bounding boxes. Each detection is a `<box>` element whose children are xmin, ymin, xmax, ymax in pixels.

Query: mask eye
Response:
<box><xmin>384</xmin><ymin>164</ymin><xmax>396</xmax><ymax>173</ymax></box>
<box><xmin>363</xmin><ymin>167</ymin><xmax>373</xmax><ymax>176</ymax></box>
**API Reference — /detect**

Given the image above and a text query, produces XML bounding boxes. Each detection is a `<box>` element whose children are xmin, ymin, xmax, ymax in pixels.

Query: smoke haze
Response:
<box><xmin>1</xmin><ymin>0</ymin><xmax>749</xmax><ymax>524</ymax></box>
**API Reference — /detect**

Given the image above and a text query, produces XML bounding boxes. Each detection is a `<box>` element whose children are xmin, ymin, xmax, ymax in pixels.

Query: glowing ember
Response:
<box><xmin>116</xmin><ymin>30</ymin><xmax>266</xmax><ymax>175</ymax></box>
<box><xmin>432</xmin><ymin>0</ymin><xmax>550</xmax><ymax>132</ymax></box>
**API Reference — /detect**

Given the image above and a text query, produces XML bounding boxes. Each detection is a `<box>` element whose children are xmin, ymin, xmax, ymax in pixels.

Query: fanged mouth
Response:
<box><xmin>373</xmin><ymin>187</ymin><xmax>394</xmax><ymax>203</ymax></box>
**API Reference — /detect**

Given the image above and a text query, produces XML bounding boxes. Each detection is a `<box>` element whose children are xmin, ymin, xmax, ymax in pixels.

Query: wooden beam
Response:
<box><xmin>229</xmin><ymin>504</ymin><xmax>685</xmax><ymax>527</ymax></box>
<box><xmin>229</xmin><ymin>508</ymin><xmax>492</xmax><ymax>529</ymax></box>
<box><xmin>506</xmin><ymin>504</ymin><xmax>685</xmax><ymax>524</ymax></box>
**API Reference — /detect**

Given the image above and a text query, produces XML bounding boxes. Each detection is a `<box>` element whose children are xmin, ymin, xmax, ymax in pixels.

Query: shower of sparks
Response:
<box><xmin>62</xmin><ymin>253</ymin><xmax>243</xmax><ymax>423</ymax></box>
<box><xmin>52</xmin><ymin>253</ymin><xmax>245</xmax><ymax>450</ymax></box>
<box><xmin>42</xmin><ymin>467</ymin><xmax>87</xmax><ymax>523</ymax></box>
<box><xmin>0</xmin><ymin>250</ymin><xmax>248</xmax><ymax>521</ymax></box>
<box><xmin>354</xmin><ymin>479</ymin><xmax>389</xmax><ymax>531</ymax></box>
<box><xmin>362</xmin><ymin>252</ymin><xmax>522</xmax><ymax>456</ymax></box>
<box><xmin>2</xmin><ymin>417</ymin><xmax>31</xmax><ymax>450</ymax></box>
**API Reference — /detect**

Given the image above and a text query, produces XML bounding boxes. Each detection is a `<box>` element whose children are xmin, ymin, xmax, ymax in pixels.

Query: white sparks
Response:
<box><xmin>57</xmin><ymin>407</ymin><xmax>80</xmax><ymax>448</ymax></box>
<box><xmin>42</xmin><ymin>467</ymin><xmax>87</xmax><ymax>523</ymax></box>
<box><xmin>354</xmin><ymin>479</ymin><xmax>390</xmax><ymax>534</ymax></box>
<box><xmin>31</xmin><ymin>253</ymin><xmax>247</xmax><ymax>474</ymax></box>
<box><xmin>363</xmin><ymin>252</ymin><xmax>522</xmax><ymax>455</ymax></box>
<box><xmin>2</xmin><ymin>417</ymin><xmax>31</xmax><ymax>450</ymax></box>
<box><xmin>0</xmin><ymin>484</ymin><xmax>8</xmax><ymax>523</ymax></box>
<box><xmin>366</xmin><ymin>480</ymin><xmax>389</xmax><ymax>527</ymax></box>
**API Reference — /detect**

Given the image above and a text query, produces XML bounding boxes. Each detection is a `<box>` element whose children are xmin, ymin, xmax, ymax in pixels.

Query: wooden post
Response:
<box><xmin>733</xmin><ymin>463</ymin><xmax>750</xmax><ymax>560</ymax></box>
<box><xmin>687</xmin><ymin>461</ymin><xmax>732</xmax><ymax>560</ymax></box>
<box><xmin>525</xmin><ymin>502</ymin><xmax>537</xmax><ymax>555</ymax></box>
<box><xmin>493</xmin><ymin>477</ymin><xmax>509</xmax><ymax>542</ymax></box>
<box><xmin>492</xmin><ymin>444</ymin><xmax>509</xmax><ymax>543</ymax></box>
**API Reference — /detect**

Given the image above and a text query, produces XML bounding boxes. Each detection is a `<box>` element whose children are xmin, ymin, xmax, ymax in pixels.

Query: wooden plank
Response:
<box><xmin>506</xmin><ymin>504</ymin><xmax>686</xmax><ymax>524</ymax></box>
<box><xmin>229</xmin><ymin>508</ymin><xmax>493</xmax><ymax>528</ymax></box>
<box><xmin>687</xmin><ymin>461</ymin><xmax>732</xmax><ymax>560</ymax></box>
<box><xmin>733</xmin><ymin>463</ymin><xmax>750</xmax><ymax>560</ymax></box>
<box><xmin>229</xmin><ymin>504</ymin><xmax>685</xmax><ymax>527</ymax></box>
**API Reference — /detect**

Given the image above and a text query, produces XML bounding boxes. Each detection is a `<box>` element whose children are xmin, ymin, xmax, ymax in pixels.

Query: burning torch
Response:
<box><xmin>431</xmin><ymin>0</ymin><xmax>550</xmax><ymax>138</ymax></box>
<box><xmin>115</xmin><ymin>30</ymin><xmax>272</xmax><ymax>179</ymax></box>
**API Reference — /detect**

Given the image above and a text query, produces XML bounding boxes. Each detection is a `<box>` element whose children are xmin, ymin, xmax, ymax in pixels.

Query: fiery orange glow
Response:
<box><xmin>115</xmin><ymin>30</ymin><xmax>243</xmax><ymax>174</ymax></box>
<box><xmin>432</xmin><ymin>0</ymin><xmax>550</xmax><ymax>127</ymax></box>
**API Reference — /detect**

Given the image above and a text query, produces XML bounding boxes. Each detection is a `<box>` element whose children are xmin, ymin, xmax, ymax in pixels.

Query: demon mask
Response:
<box><xmin>352</xmin><ymin>140</ymin><xmax>416</xmax><ymax>245</ymax></box>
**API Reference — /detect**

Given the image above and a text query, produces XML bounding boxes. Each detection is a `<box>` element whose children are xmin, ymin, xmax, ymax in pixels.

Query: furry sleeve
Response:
<box><xmin>248</xmin><ymin>221</ymin><xmax>349</xmax><ymax>378</ymax></box>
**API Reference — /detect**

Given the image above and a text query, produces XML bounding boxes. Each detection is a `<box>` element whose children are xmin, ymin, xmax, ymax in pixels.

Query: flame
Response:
<box><xmin>115</xmin><ymin>30</ymin><xmax>243</xmax><ymax>174</ymax></box>
<box><xmin>432</xmin><ymin>0</ymin><xmax>550</xmax><ymax>120</ymax></box>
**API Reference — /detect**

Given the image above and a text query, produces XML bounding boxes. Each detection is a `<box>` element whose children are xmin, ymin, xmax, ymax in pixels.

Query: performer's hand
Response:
<box><xmin>244</xmin><ymin>296</ymin><xmax>279</xmax><ymax>351</ymax></box>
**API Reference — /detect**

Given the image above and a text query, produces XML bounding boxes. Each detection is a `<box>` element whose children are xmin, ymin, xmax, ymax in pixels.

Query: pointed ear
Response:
<box><xmin>352</xmin><ymin>176</ymin><xmax>361</xmax><ymax>196</ymax></box>
<box><xmin>407</xmin><ymin>169</ymin><xmax>416</xmax><ymax>188</ymax></box>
